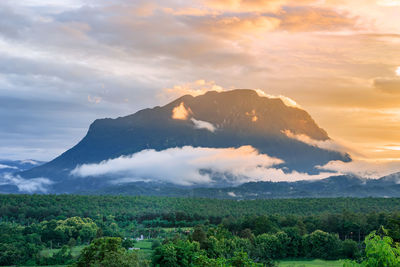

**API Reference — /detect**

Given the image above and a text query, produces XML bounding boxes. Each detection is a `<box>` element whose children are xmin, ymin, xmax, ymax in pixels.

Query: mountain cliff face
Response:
<box><xmin>21</xmin><ymin>89</ymin><xmax>350</xmax><ymax>193</ymax></box>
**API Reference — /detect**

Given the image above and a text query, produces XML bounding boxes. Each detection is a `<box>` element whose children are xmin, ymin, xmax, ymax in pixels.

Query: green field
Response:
<box><xmin>40</xmin><ymin>245</ymin><xmax>86</xmax><ymax>258</ymax></box>
<box><xmin>134</xmin><ymin>240</ymin><xmax>152</xmax><ymax>250</ymax></box>
<box><xmin>134</xmin><ymin>240</ymin><xmax>153</xmax><ymax>258</ymax></box>
<box><xmin>163</xmin><ymin>227</ymin><xmax>193</xmax><ymax>232</ymax></box>
<box><xmin>278</xmin><ymin>259</ymin><xmax>348</xmax><ymax>267</ymax></box>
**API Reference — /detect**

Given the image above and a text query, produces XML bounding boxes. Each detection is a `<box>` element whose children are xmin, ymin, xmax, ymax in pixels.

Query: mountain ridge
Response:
<box><xmin>19</xmin><ymin>89</ymin><xmax>351</xmax><ymax>193</ymax></box>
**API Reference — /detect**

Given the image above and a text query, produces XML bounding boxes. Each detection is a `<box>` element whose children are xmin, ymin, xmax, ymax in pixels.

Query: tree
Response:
<box><xmin>240</xmin><ymin>228</ymin><xmax>254</xmax><ymax>241</ymax></box>
<box><xmin>153</xmin><ymin>239</ymin><xmax>202</xmax><ymax>267</ymax></box>
<box><xmin>228</xmin><ymin>251</ymin><xmax>265</xmax><ymax>267</ymax></box>
<box><xmin>276</xmin><ymin>231</ymin><xmax>290</xmax><ymax>258</ymax></box>
<box><xmin>283</xmin><ymin>227</ymin><xmax>304</xmax><ymax>257</ymax></box>
<box><xmin>192</xmin><ymin>225</ymin><xmax>207</xmax><ymax>247</ymax></box>
<box><xmin>74</xmin><ymin>237</ymin><xmax>147</xmax><ymax>267</ymax></box>
<box><xmin>341</xmin><ymin>239</ymin><xmax>360</xmax><ymax>259</ymax></box>
<box><xmin>254</xmin><ymin>233</ymin><xmax>280</xmax><ymax>262</ymax></box>
<box><xmin>122</xmin><ymin>238</ymin><xmax>135</xmax><ymax>249</ymax></box>
<box><xmin>152</xmin><ymin>239</ymin><xmax>161</xmax><ymax>250</ymax></box>
<box><xmin>347</xmin><ymin>230</ymin><xmax>400</xmax><ymax>267</ymax></box>
<box><xmin>68</xmin><ymin>237</ymin><xmax>76</xmax><ymax>248</ymax></box>
<box><xmin>302</xmin><ymin>230</ymin><xmax>341</xmax><ymax>260</ymax></box>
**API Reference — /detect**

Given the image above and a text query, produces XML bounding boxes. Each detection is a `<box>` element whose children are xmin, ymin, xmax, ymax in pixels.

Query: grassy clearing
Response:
<box><xmin>278</xmin><ymin>259</ymin><xmax>347</xmax><ymax>267</ymax></box>
<box><xmin>134</xmin><ymin>240</ymin><xmax>153</xmax><ymax>250</ymax></box>
<box><xmin>134</xmin><ymin>240</ymin><xmax>153</xmax><ymax>258</ymax></box>
<box><xmin>40</xmin><ymin>245</ymin><xmax>86</xmax><ymax>258</ymax></box>
<box><xmin>162</xmin><ymin>227</ymin><xmax>193</xmax><ymax>232</ymax></box>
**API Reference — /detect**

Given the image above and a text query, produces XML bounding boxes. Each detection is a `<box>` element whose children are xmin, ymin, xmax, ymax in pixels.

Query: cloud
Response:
<box><xmin>193</xmin><ymin>15</ymin><xmax>281</xmax><ymax>38</ymax></box>
<box><xmin>191</xmin><ymin>118</ymin><xmax>216</xmax><ymax>132</ymax></box>
<box><xmin>377</xmin><ymin>0</ymin><xmax>400</xmax><ymax>6</ymax></box>
<box><xmin>162</xmin><ymin>80</ymin><xmax>224</xmax><ymax>101</ymax></box>
<box><xmin>245</xmin><ymin>109</ymin><xmax>259</xmax><ymax>122</ymax></box>
<box><xmin>227</xmin><ymin>191</ymin><xmax>237</xmax><ymax>197</ymax></box>
<box><xmin>19</xmin><ymin>159</ymin><xmax>41</xmax><ymax>165</ymax></box>
<box><xmin>283</xmin><ymin>129</ymin><xmax>348</xmax><ymax>153</ymax></box>
<box><xmin>71</xmin><ymin>145</ymin><xmax>334</xmax><ymax>185</ymax></box>
<box><xmin>318</xmin><ymin>159</ymin><xmax>400</xmax><ymax>178</ymax></box>
<box><xmin>88</xmin><ymin>95</ymin><xmax>102</xmax><ymax>104</ymax></box>
<box><xmin>255</xmin><ymin>89</ymin><xmax>301</xmax><ymax>108</ymax></box>
<box><xmin>0</xmin><ymin>164</ymin><xmax>18</xmax><ymax>170</ymax></box>
<box><xmin>374</xmin><ymin>77</ymin><xmax>400</xmax><ymax>94</ymax></box>
<box><xmin>0</xmin><ymin>173</ymin><xmax>53</xmax><ymax>192</ymax></box>
<box><xmin>172</xmin><ymin>102</ymin><xmax>192</xmax><ymax>120</ymax></box>
<box><xmin>280</xmin><ymin>7</ymin><xmax>358</xmax><ymax>32</ymax></box>
<box><xmin>203</xmin><ymin>0</ymin><xmax>315</xmax><ymax>13</ymax></box>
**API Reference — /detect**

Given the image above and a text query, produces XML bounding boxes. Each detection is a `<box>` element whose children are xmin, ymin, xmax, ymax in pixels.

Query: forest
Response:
<box><xmin>1</xmin><ymin>195</ymin><xmax>400</xmax><ymax>266</ymax></box>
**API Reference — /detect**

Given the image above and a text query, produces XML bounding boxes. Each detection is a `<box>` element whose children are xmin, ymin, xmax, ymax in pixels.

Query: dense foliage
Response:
<box><xmin>2</xmin><ymin>194</ymin><xmax>400</xmax><ymax>222</ymax></box>
<box><xmin>2</xmin><ymin>195</ymin><xmax>400</xmax><ymax>265</ymax></box>
<box><xmin>153</xmin><ymin>225</ymin><xmax>358</xmax><ymax>266</ymax></box>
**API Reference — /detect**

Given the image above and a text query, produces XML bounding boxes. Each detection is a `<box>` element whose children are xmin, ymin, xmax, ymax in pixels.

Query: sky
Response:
<box><xmin>1</xmin><ymin>0</ymin><xmax>400</xmax><ymax>165</ymax></box>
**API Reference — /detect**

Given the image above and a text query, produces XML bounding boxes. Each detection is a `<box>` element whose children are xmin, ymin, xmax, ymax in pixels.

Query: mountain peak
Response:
<box><xmin>20</xmin><ymin>89</ymin><xmax>350</xmax><ymax>193</ymax></box>
<box><xmin>164</xmin><ymin>89</ymin><xmax>329</xmax><ymax>141</ymax></box>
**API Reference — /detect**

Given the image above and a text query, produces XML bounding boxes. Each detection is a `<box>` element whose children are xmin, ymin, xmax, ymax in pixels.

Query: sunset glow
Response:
<box><xmin>0</xmin><ymin>0</ymin><xmax>399</xmax><ymax>164</ymax></box>
<box><xmin>172</xmin><ymin>102</ymin><xmax>191</xmax><ymax>120</ymax></box>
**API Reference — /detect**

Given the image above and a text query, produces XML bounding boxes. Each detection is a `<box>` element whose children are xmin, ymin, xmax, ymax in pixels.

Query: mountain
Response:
<box><xmin>85</xmin><ymin>174</ymin><xmax>400</xmax><ymax>199</ymax></box>
<box><xmin>20</xmin><ymin>89</ymin><xmax>351</xmax><ymax>193</ymax></box>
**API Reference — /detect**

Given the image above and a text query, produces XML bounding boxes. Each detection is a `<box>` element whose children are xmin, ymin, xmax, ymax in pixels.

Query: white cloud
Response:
<box><xmin>318</xmin><ymin>159</ymin><xmax>400</xmax><ymax>178</ymax></box>
<box><xmin>255</xmin><ymin>89</ymin><xmax>301</xmax><ymax>108</ymax></box>
<box><xmin>191</xmin><ymin>118</ymin><xmax>216</xmax><ymax>132</ymax></box>
<box><xmin>227</xmin><ymin>191</ymin><xmax>237</xmax><ymax>197</ymax></box>
<box><xmin>377</xmin><ymin>0</ymin><xmax>400</xmax><ymax>6</ymax></box>
<box><xmin>0</xmin><ymin>173</ymin><xmax>53</xmax><ymax>192</ymax></box>
<box><xmin>0</xmin><ymin>164</ymin><xmax>18</xmax><ymax>170</ymax></box>
<box><xmin>19</xmin><ymin>159</ymin><xmax>40</xmax><ymax>165</ymax></box>
<box><xmin>282</xmin><ymin>129</ymin><xmax>348</xmax><ymax>154</ymax></box>
<box><xmin>71</xmin><ymin>146</ymin><xmax>334</xmax><ymax>185</ymax></box>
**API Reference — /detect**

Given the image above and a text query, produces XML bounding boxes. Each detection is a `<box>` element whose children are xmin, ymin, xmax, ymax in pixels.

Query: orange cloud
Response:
<box><xmin>190</xmin><ymin>15</ymin><xmax>281</xmax><ymax>39</ymax></box>
<box><xmin>172</xmin><ymin>102</ymin><xmax>192</xmax><ymax>120</ymax></box>
<box><xmin>280</xmin><ymin>7</ymin><xmax>357</xmax><ymax>32</ymax></box>
<box><xmin>374</xmin><ymin>78</ymin><xmax>400</xmax><ymax>94</ymax></box>
<box><xmin>162</xmin><ymin>80</ymin><xmax>225</xmax><ymax>102</ymax></box>
<box><xmin>245</xmin><ymin>109</ymin><xmax>259</xmax><ymax>122</ymax></box>
<box><xmin>204</xmin><ymin>0</ymin><xmax>316</xmax><ymax>13</ymax></box>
